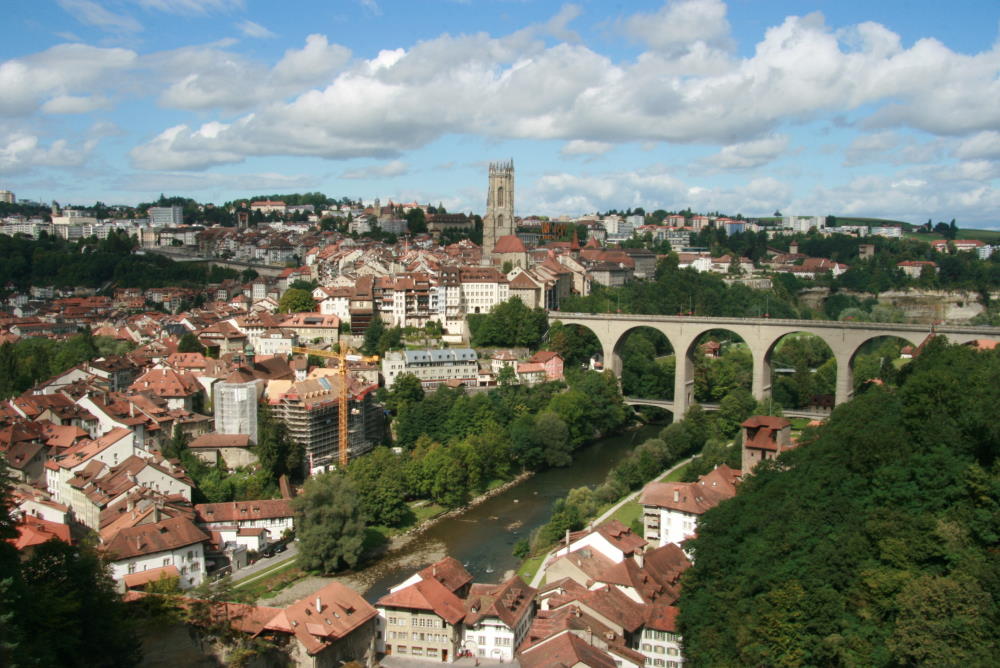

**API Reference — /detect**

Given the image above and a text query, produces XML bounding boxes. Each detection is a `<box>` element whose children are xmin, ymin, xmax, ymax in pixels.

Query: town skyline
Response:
<box><xmin>2</xmin><ymin>0</ymin><xmax>999</xmax><ymax>227</ymax></box>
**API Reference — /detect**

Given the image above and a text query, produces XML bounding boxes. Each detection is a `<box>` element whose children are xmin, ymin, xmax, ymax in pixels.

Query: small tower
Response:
<box><xmin>482</xmin><ymin>160</ymin><xmax>515</xmax><ymax>263</ymax></box>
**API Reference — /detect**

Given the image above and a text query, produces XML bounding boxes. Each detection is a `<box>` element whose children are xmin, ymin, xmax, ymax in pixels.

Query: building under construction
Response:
<box><xmin>265</xmin><ymin>372</ymin><xmax>382</xmax><ymax>474</ymax></box>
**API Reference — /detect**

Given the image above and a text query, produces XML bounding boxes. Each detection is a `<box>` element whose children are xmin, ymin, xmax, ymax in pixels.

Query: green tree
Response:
<box><xmin>678</xmin><ymin>341</ymin><xmax>1000</xmax><ymax>666</ymax></box>
<box><xmin>497</xmin><ymin>364</ymin><xmax>517</xmax><ymax>387</ymax></box>
<box><xmin>362</xmin><ymin>313</ymin><xmax>385</xmax><ymax>356</ymax></box>
<box><xmin>535</xmin><ymin>410</ymin><xmax>572</xmax><ymax>467</ymax></box>
<box><xmin>347</xmin><ymin>447</ymin><xmax>409</xmax><ymax>527</ymax></box>
<box><xmin>385</xmin><ymin>373</ymin><xmax>424</xmax><ymax>413</ymax></box>
<box><xmin>292</xmin><ymin>473</ymin><xmax>367</xmax><ymax>572</ymax></box>
<box><xmin>405</xmin><ymin>207</ymin><xmax>427</xmax><ymax>234</ymax></box>
<box><xmin>255</xmin><ymin>404</ymin><xmax>301</xmax><ymax>483</ymax></box>
<box><xmin>716</xmin><ymin>387</ymin><xmax>757</xmax><ymax>437</ymax></box>
<box><xmin>177</xmin><ymin>332</ymin><xmax>204</xmax><ymax>354</ymax></box>
<box><xmin>277</xmin><ymin>288</ymin><xmax>316</xmax><ymax>313</ymax></box>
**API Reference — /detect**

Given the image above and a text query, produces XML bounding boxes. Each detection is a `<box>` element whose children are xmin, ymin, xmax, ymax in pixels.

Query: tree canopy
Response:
<box><xmin>292</xmin><ymin>473</ymin><xmax>367</xmax><ymax>572</ymax></box>
<box><xmin>467</xmin><ymin>298</ymin><xmax>548</xmax><ymax>347</ymax></box>
<box><xmin>678</xmin><ymin>340</ymin><xmax>1000</xmax><ymax>666</ymax></box>
<box><xmin>277</xmin><ymin>288</ymin><xmax>316</xmax><ymax>313</ymax></box>
<box><xmin>0</xmin><ymin>461</ymin><xmax>139</xmax><ymax>667</ymax></box>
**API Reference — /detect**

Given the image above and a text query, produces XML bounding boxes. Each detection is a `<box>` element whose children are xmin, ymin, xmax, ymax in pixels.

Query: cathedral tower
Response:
<box><xmin>482</xmin><ymin>160</ymin><xmax>515</xmax><ymax>262</ymax></box>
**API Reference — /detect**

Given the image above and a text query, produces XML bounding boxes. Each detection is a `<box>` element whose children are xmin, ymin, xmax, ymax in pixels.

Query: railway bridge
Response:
<box><xmin>550</xmin><ymin>312</ymin><xmax>998</xmax><ymax>417</ymax></box>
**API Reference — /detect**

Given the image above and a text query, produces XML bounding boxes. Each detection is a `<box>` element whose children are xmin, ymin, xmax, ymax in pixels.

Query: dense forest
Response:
<box><xmin>678</xmin><ymin>339</ymin><xmax>1000</xmax><ymax>665</ymax></box>
<box><xmin>0</xmin><ymin>233</ymin><xmax>239</xmax><ymax>291</ymax></box>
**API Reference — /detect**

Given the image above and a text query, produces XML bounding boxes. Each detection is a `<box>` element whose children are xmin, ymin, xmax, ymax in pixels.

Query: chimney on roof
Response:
<box><xmin>673</xmin><ymin>489</ymin><xmax>679</xmax><ymax>503</ymax></box>
<box><xmin>315</xmin><ymin>597</ymin><xmax>323</xmax><ymax>614</ymax></box>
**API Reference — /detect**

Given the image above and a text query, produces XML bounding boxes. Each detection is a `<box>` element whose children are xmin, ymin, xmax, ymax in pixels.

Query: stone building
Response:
<box><xmin>482</xmin><ymin>160</ymin><xmax>515</xmax><ymax>261</ymax></box>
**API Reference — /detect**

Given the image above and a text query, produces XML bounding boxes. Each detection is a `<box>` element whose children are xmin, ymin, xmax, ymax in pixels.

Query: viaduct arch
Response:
<box><xmin>551</xmin><ymin>312</ymin><xmax>998</xmax><ymax>417</ymax></box>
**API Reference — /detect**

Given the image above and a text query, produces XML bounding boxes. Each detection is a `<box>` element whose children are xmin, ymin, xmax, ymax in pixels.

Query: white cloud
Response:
<box><xmin>236</xmin><ymin>20</ymin><xmax>276</xmax><ymax>39</ymax></box>
<box><xmin>525</xmin><ymin>167</ymin><xmax>791</xmax><ymax>217</ymax></box>
<box><xmin>58</xmin><ymin>0</ymin><xmax>143</xmax><ymax>33</ymax></box>
<box><xmin>130</xmin><ymin>124</ymin><xmax>246</xmax><ymax>170</ymax></box>
<box><xmin>359</xmin><ymin>0</ymin><xmax>382</xmax><ymax>16</ymax></box>
<box><xmin>560</xmin><ymin>140</ymin><xmax>614</xmax><ymax>156</ymax></box>
<box><xmin>954</xmin><ymin>131</ymin><xmax>1000</xmax><ymax>160</ymax></box>
<box><xmin>707</xmin><ymin>135</ymin><xmax>789</xmax><ymax>169</ymax></box>
<box><xmin>843</xmin><ymin>131</ymin><xmax>900</xmax><ymax>166</ymax></box>
<box><xmin>116</xmin><ymin>170</ymin><xmax>314</xmax><ymax>192</ymax></box>
<box><xmin>272</xmin><ymin>35</ymin><xmax>351</xmax><ymax>85</ymax></box>
<box><xmin>791</xmin><ymin>171</ymin><xmax>1000</xmax><ymax>225</ymax></box>
<box><xmin>152</xmin><ymin>34</ymin><xmax>351</xmax><ymax>112</ymax></box>
<box><xmin>0</xmin><ymin>44</ymin><xmax>137</xmax><ymax>116</ymax></box>
<box><xmin>128</xmin><ymin>11</ymin><xmax>1000</xmax><ymax>170</ymax></box>
<box><xmin>843</xmin><ymin>131</ymin><xmax>944</xmax><ymax>166</ymax></box>
<box><xmin>0</xmin><ymin>134</ymin><xmax>96</xmax><ymax>174</ymax></box>
<box><xmin>545</xmin><ymin>4</ymin><xmax>582</xmax><ymax>43</ymax></box>
<box><xmin>133</xmin><ymin>0</ymin><xmax>244</xmax><ymax>15</ymax></box>
<box><xmin>340</xmin><ymin>160</ymin><xmax>409</xmax><ymax>179</ymax></box>
<box><xmin>41</xmin><ymin>94</ymin><xmax>110</xmax><ymax>114</ymax></box>
<box><xmin>620</xmin><ymin>0</ymin><xmax>733</xmax><ymax>54</ymax></box>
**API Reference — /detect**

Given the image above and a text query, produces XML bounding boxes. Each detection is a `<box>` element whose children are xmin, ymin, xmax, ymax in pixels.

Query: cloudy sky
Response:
<box><xmin>2</xmin><ymin>0</ymin><xmax>999</xmax><ymax>226</ymax></box>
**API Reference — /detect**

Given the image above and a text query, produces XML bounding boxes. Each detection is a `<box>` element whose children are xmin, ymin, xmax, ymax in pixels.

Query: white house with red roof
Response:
<box><xmin>640</xmin><ymin>465</ymin><xmax>741</xmax><ymax>549</ymax></box>
<box><xmin>104</xmin><ymin>515</ymin><xmax>210</xmax><ymax>589</ymax></box>
<box><xmin>462</xmin><ymin>576</ymin><xmax>536</xmax><ymax>661</ymax></box>
<box><xmin>376</xmin><ymin>556</ymin><xmax>473</xmax><ymax>662</ymax></box>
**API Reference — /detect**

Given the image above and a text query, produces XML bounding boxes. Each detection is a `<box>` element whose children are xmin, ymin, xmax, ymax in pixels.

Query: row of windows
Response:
<box><xmin>644</xmin><ymin>660</ymin><xmax>680</xmax><ymax>667</ymax></box>
<box><xmin>643</xmin><ymin>630</ymin><xmax>680</xmax><ymax>642</ymax></box>
<box><xmin>395</xmin><ymin>646</ymin><xmax>444</xmax><ymax>658</ymax></box>
<box><xmin>387</xmin><ymin>616</ymin><xmax>446</xmax><ymax>629</ymax></box>
<box><xmin>641</xmin><ymin>644</ymin><xmax>680</xmax><ymax>656</ymax></box>
<box><xmin>474</xmin><ymin>635</ymin><xmax>512</xmax><ymax>647</ymax></box>
<box><xmin>387</xmin><ymin>631</ymin><xmax>448</xmax><ymax>643</ymax></box>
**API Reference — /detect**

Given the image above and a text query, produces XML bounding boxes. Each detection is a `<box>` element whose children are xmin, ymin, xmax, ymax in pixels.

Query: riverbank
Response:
<box><xmin>259</xmin><ymin>471</ymin><xmax>537</xmax><ymax>604</ymax></box>
<box><xmin>376</xmin><ymin>471</ymin><xmax>535</xmax><ymax>557</ymax></box>
<box><xmin>261</xmin><ymin>425</ymin><xmax>659</xmax><ymax>605</ymax></box>
<box><xmin>523</xmin><ymin>453</ymin><xmax>699</xmax><ymax>588</ymax></box>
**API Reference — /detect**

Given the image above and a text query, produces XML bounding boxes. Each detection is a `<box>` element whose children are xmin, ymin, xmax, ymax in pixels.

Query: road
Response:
<box><xmin>230</xmin><ymin>541</ymin><xmax>299</xmax><ymax>587</ymax></box>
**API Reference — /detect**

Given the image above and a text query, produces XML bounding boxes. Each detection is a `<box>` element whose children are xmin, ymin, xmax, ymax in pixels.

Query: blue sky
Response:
<box><xmin>2</xmin><ymin>1</ymin><xmax>999</xmax><ymax>227</ymax></box>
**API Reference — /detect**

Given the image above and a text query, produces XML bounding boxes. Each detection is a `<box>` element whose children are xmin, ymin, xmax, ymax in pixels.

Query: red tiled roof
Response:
<box><xmin>417</xmin><ymin>555</ymin><xmax>473</xmax><ymax>593</ymax></box>
<box><xmin>104</xmin><ymin>516</ymin><xmax>209</xmax><ymax>560</ymax></box>
<box><xmin>377</xmin><ymin>576</ymin><xmax>467</xmax><ymax>626</ymax></box>
<box><xmin>195</xmin><ymin>499</ymin><xmax>293</xmax><ymax>523</ymax></box>
<box><xmin>123</xmin><ymin>564</ymin><xmax>180</xmax><ymax>589</ymax></box>
<box><xmin>519</xmin><ymin>631</ymin><xmax>617</xmax><ymax>668</ymax></box>
<box><xmin>188</xmin><ymin>433</ymin><xmax>252</xmax><ymax>449</ymax></box>
<box><xmin>264</xmin><ymin>581</ymin><xmax>377</xmax><ymax>655</ymax></box>
<box><xmin>9</xmin><ymin>517</ymin><xmax>72</xmax><ymax>550</ymax></box>
<box><xmin>493</xmin><ymin>235</ymin><xmax>527</xmax><ymax>253</ymax></box>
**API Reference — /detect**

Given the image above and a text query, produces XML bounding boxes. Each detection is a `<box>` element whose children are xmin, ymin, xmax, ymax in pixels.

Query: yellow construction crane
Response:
<box><xmin>291</xmin><ymin>342</ymin><xmax>379</xmax><ymax>470</ymax></box>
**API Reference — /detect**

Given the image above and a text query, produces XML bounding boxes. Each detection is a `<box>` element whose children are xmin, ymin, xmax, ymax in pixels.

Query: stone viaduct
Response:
<box><xmin>549</xmin><ymin>312</ymin><xmax>999</xmax><ymax>417</ymax></box>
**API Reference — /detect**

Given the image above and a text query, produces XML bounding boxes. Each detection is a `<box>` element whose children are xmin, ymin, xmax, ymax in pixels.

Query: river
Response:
<box><xmin>351</xmin><ymin>424</ymin><xmax>661</xmax><ymax>603</ymax></box>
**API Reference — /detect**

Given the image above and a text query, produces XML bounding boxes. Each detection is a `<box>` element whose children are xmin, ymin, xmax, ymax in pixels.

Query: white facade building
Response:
<box><xmin>382</xmin><ymin>348</ymin><xmax>480</xmax><ymax>389</ymax></box>
<box><xmin>148</xmin><ymin>206</ymin><xmax>183</xmax><ymax>226</ymax></box>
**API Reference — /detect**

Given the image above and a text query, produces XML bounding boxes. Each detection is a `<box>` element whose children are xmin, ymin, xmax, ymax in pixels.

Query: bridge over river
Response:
<box><xmin>623</xmin><ymin>397</ymin><xmax>830</xmax><ymax>421</ymax></box>
<box><xmin>551</xmin><ymin>312</ymin><xmax>1000</xmax><ymax>417</ymax></box>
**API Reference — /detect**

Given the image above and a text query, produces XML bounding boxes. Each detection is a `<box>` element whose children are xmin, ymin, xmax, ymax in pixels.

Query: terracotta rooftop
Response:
<box><xmin>195</xmin><ymin>499</ymin><xmax>293</xmax><ymax>523</ymax></box>
<box><xmin>264</xmin><ymin>581</ymin><xmax>377</xmax><ymax>655</ymax></box>
<box><xmin>377</xmin><ymin>576</ymin><xmax>467</xmax><ymax>626</ymax></box>
<box><xmin>104</xmin><ymin>516</ymin><xmax>209</xmax><ymax>560</ymax></box>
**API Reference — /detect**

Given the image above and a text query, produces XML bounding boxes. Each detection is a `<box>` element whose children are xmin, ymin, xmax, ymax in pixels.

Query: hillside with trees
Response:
<box><xmin>0</xmin><ymin>233</ymin><xmax>239</xmax><ymax>291</ymax></box>
<box><xmin>678</xmin><ymin>339</ymin><xmax>1000</xmax><ymax>666</ymax></box>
